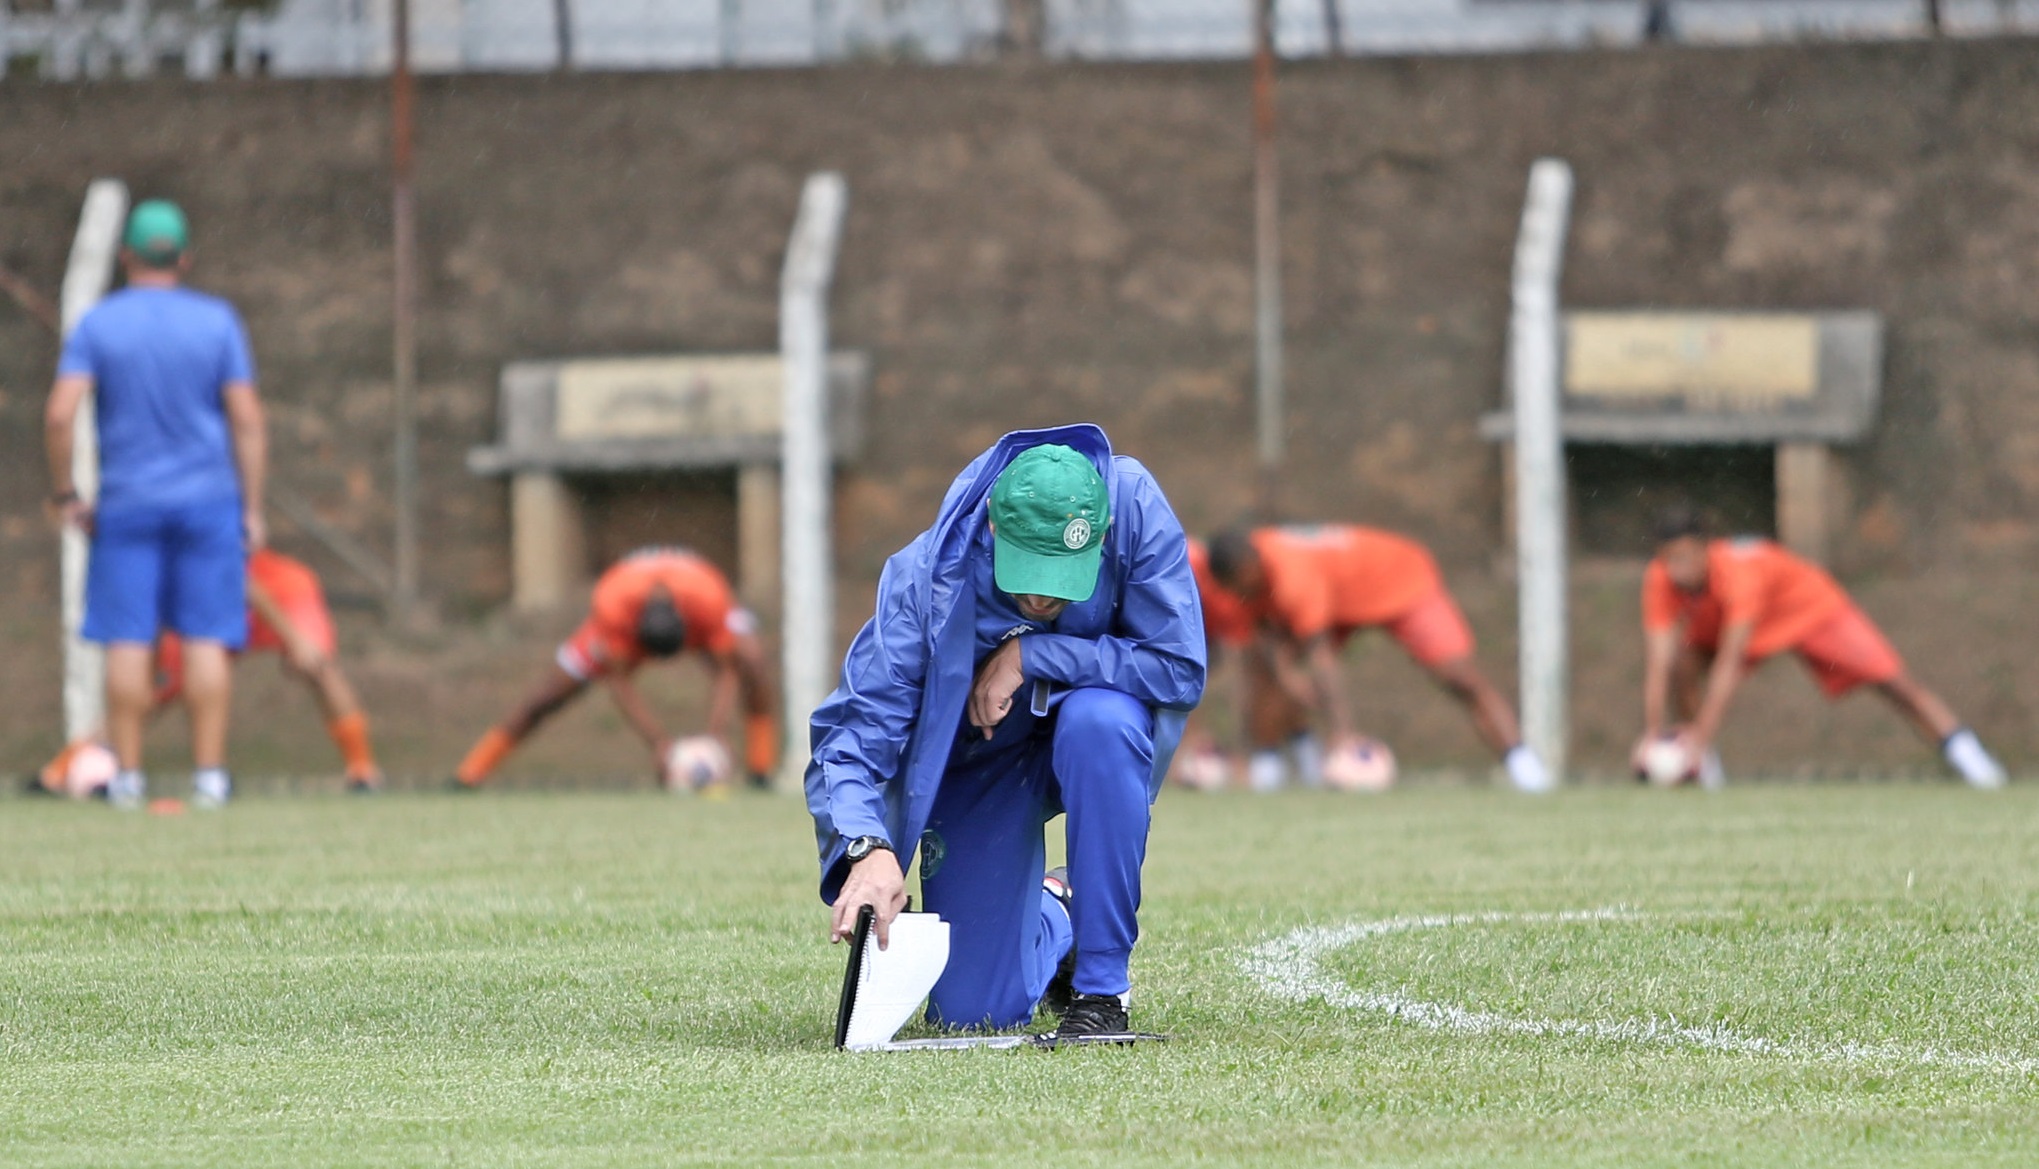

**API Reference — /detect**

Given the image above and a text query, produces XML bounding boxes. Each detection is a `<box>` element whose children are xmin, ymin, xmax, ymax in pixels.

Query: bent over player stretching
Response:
<box><xmin>1639</xmin><ymin>506</ymin><xmax>2004</xmax><ymax>787</ymax></box>
<box><xmin>455</xmin><ymin>547</ymin><xmax>777</xmax><ymax>790</ymax></box>
<box><xmin>1205</xmin><ymin>524</ymin><xmax>1551</xmax><ymax>792</ymax></box>
<box><xmin>808</xmin><ymin>425</ymin><xmax>1204</xmax><ymax>1039</ymax></box>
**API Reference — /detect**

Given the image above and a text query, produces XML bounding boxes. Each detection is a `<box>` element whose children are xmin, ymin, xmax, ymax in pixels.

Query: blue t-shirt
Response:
<box><xmin>58</xmin><ymin>286</ymin><xmax>256</xmax><ymax>509</ymax></box>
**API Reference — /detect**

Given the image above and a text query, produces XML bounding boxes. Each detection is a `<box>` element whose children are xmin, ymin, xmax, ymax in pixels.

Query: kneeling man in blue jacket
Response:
<box><xmin>806</xmin><ymin>425</ymin><xmax>1206</xmax><ymax>1038</ymax></box>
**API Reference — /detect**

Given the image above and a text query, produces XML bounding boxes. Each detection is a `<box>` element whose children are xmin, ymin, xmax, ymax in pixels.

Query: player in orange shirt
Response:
<box><xmin>1205</xmin><ymin>525</ymin><xmax>1552</xmax><ymax>792</ymax></box>
<box><xmin>1173</xmin><ymin>539</ymin><xmax>1315</xmax><ymax>790</ymax></box>
<box><xmin>452</xmin><ymin>547</ymin><xmax>778</xmax><ymax>790</ymax></box>
<box><xmin>32</xmin><ymin>549</ymin><xmax>384</xmax><ymax>794</ymax></box>
<box><xmin>1638</xmin><ymin>506</ymin><xmax>2004</xmax><ymax>787</ymax></box>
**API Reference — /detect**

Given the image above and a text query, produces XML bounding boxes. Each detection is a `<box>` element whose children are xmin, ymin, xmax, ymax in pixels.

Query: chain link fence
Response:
<box><xmin>4</xmin><ymin>0</ymin><xmax>2035</xmax><ymax>80</ymax></box>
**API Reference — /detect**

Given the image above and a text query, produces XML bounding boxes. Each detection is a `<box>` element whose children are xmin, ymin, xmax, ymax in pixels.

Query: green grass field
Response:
<box><xmin>3</xmin><ymin>784</ymin><xmax>2037</xmax><ymax>1167</ymax></box>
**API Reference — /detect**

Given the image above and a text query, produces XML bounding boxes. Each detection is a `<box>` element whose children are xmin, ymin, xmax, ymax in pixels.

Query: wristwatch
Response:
<box><xmin>844</xmin><ymin>835</ymin><xmax>893</xmax><ymax>863</ymax></box>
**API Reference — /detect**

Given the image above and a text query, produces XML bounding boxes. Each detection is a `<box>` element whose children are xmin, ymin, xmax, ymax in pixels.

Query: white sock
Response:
<box><xmin>1247</xmin><ymin>750</ymin><xmax>1286</xmax><ymax>793</ymax></box>
<box><xmin>1503</xmin><ymin>745</ymin><xmax>1554</xmax><ymax>793</ymax></box>
<box><xmin>1290</xmin><ymin>734</ymin><xmax>1324</xmax><ymax>788</ymax></box>
<box><xmin>1943</xmin><ymin>729</ymin><xmax>2006</xmax><ymax>789</ymax></box>
<box><xmin>1697</xmin><ymin>748</ymin><xmax>1726</xmax><ymax>790</ymax></box>
<box><xmin>193</xmin><ymin>767</ymin><xmax>232</xmax><ymax>804</ymax></box>
<box><xmin>108</xmin><ymin>769</ymin><xmax>146</xmax><ymax>807</ymax></box>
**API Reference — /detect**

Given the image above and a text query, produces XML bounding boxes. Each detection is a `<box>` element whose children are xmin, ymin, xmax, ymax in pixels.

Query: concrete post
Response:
<box><xmin>510</xmin><ymin>472</ymin><xmax>586</xmax><ymax>612</ymax></box>
<box><xmin>780</xmin><ymin>173</ymin><xmax>848</xmax><ymax>789</ymax></box>
<box><xmin>59</xmin><ymin>179</ymin><xmax>129</xmax><ymax>744</ymax></box>
<box><xmin>1507</xmin><ymin>158</ymin><xmax>1573</xmax><ymax>788</ymax></box>
<box><xmin>1776</xmin><ymin>442</ymin><xmax>1832</xmax><ymax>565</ymax></box>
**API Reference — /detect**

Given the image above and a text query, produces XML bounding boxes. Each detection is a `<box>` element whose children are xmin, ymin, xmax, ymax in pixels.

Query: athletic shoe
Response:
<box><xmin>1041</xmin><ymin>866</ymin><xmax>1076</xmax><ymax>1014</ymax></box>
<box><xmin>108</xmin><ymin>769</ymin><xmax>146</xmax><ymax>810</ymax></box>
<box><xmin>20</xmin><ymin>774</ymin><xmax>59</xmax><ymax>798</ymax></box>
<box><xmin>1246</xmin><ymin>750</ymin><xmax>1286</xmax><ymax>793</ymax></box>
<box><xmin>1048</xmin><ymin>993</ymin><xmax>1129</xmax><ymax>1039</ymax></box>
<box><xmin>745</xmin><ymin>771</ymin><xmax>773</xmax><ymax>792</ymax></box>
<box><xmin>1944</xmin><ymin>728</ymin><xmax>2006</xmax><ymax>790</ymax></box>
<box><xmin>1697</xmin><ymin>748</ymin><xmax>1727</xmax><ymax>791</ymax></box>
<box><xmin>346</xmin><ymin>775</ymin><xmax>382</xmax><ymax>795</ymax></box>
<box><xmin>1504</xmin><ymin>745</ymin><xmax>1555</xmax><ymax>794</ymax></box>
<box><xmin>192</xmin><ymin>768</ymin><xmax>232</xmax><ymax>810</ymax></box>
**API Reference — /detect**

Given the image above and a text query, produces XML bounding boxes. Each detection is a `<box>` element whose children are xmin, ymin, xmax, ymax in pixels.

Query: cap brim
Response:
<box><xmin>993</xmin><ymin>530</ymin><xmax>1103</xmax><ymax>603</ymax></box>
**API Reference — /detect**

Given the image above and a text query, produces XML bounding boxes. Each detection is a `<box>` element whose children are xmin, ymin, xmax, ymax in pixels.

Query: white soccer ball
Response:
<box><xmin>1322</xmin><ymin>738</ymin><xmax>1397</xmax><ymax>793</ymax></box>
<box><xmin>663</xmin><ymin>736</ymin><xmax>732</xmax><ymax>792</ymax></box>
<box><xmin>1174</xmin><ymin>747</ymin><xmax>1231</xmax><ymax>792</ymax></box>
<box><xmin>64</xmin><ymin>741</ymin><xmax>119</xmax><ymax>800</ymax></box>
<box><xmin>1639</xmin><ymin>737</ymin><xmax>1695</xmax><ymax>787</ymax></box>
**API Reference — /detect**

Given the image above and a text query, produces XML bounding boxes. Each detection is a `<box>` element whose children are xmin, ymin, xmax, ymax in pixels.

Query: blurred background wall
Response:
<box><xmin>4</xmin><ymin>37</ymin><xmax>2038</xmax><ymax>775</ymax></box>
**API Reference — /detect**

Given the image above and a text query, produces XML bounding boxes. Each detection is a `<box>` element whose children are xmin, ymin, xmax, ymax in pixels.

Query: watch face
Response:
<box><xmin>847</xmin><ymin>838</ymin><xmax>871</xmax><ymax>860</ymax></box>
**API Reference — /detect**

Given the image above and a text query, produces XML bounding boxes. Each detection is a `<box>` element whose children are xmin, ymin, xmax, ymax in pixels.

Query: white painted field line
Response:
<box><xmin>1241</xmin><ymin>909</ymin><xmax>2039</xmax><ymax>1076</ymax></box>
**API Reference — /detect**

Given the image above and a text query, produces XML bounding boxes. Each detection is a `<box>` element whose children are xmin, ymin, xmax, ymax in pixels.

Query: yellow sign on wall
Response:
<box><xmin>555</xmin><ymin>355</ymin><xmax>783</xmax><ymax>441</ymax></box>
<box><xmin>1565</xmin><ymin>313</ymin><xmax>1819</xmax><ymax>407</ymax></box>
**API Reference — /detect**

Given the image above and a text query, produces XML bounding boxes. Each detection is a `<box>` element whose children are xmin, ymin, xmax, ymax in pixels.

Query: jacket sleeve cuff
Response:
<box><xmin>1019</xmin><ymin>633</ymin><xmax>1100</xmax><ymax>688</ymax></box>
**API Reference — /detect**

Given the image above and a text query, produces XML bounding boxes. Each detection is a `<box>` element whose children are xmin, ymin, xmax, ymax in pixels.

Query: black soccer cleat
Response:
<box><xmin>1040</xmin><ymin>866</ymin><xmax>1077</xmax><ymax>1015</ymax></box>
<box><xmin>1049</xmin><ymin>993</ymin><xmax>1129</xmax><ymax>1040</ymax></box>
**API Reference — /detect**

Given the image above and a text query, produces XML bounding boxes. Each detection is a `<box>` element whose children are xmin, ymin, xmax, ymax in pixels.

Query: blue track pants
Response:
<box><xmin>919</xmin><ymin>687</ymin><xmax>1154</xmax><ymax>1030</ymax></box>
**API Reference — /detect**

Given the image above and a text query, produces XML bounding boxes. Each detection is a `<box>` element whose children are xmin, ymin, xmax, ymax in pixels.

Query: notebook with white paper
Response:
<box><xmin>834</xmin><ymin>908</ymin><xmax>952</xmax><ymax>1051</ymax></box>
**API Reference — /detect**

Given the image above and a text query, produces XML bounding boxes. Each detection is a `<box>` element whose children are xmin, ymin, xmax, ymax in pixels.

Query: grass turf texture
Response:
<box><xmin>2</xmin><ymin>786</ymin><xmax>2036</xmax><ymax>1166</ymax></box>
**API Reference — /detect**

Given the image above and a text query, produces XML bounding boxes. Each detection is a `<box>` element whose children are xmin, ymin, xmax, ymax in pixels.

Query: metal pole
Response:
<box><xmin>1251</xmin><ymin>0</ymin><xmax>1284</xmax><ymax>506</ymax></box>
<box><xmin>58</xmin><ymin>179</ymin><xmax>129</xmax><ymax>744</ymax></box>
<box><xmin>391</xmin><ymin>0</ymin><xmax>419</xmax><ymax>616</ymax></box>
<box><xmin>1508</xmin><ymin>158</ymin><xmax>1574</xmax><ymax>787</ymax></box>
<box><xmin>553</xmin><ymin>0</ymin><xmax>573</xmax><ymax>68</ymax></box>
<box><xmin>780</xmin><ymin>173</ymin><xmax>848</xmax><ymax>791</ymax></box>
<box><xmin>1320</xmin><ymin>0</ymin><xmax>1341</xmax><ymax>57</ymax></box>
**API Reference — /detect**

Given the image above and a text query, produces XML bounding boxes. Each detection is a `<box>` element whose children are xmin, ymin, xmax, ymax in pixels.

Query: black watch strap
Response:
<box><xmin>844</xmin><ymin>835</ymin><xmax>893</xmax><ymax>862</ymax></box>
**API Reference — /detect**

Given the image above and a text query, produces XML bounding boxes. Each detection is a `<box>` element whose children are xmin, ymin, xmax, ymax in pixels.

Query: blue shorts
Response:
<box><xmin>84</xmin><ymin>499</ymin><xmax>248</xmax><ymax>648</ymax></box>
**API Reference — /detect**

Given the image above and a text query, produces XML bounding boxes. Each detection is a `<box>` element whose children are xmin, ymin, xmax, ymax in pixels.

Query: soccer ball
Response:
<box><xmin>64</xmin><ymin>741</ymin><xmax>119</xmax><ymax>800</ymax></box>
<box><xmin>1174</xmin><ymin>746</ymin><xmax>1231</xmax><ymax>792</ymax></box>
<box><xmin>663</xmin><ymin>736</ymin><xmax>732</xmax><ymax>792</ymax></box>
<box><xmin>1638</xmin><ymin>737</ymin><xmax>1695</xmax><ymax>787</ymax></box>
<box><xmin>1322</xmin><ymin>738</ymin><xmax>1397</xmax><ymax>792</ymax></box>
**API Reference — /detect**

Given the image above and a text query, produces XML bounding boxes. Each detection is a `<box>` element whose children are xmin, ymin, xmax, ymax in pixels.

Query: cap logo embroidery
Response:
<box><xmin>1062</xmin><ymin>517</ymin><xmax>1092</xmax><ymax>550</ymax></box>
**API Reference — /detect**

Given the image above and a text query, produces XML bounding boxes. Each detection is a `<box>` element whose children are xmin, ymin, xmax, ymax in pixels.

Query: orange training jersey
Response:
<box><xmin>1188</xmin><ymin>539</ymin><xmax>1255</xmax><ymax>648</ymax></box>
<box><xmin>589</xmin><ymin>548</ymin><xmax>743</xmax><ymax>669</ymax></box>
<box><xmin>1249</xmin><ymin>525</ymin><xmax>1443</xmax><ymax>640</ymax></box>
<box><xmin>1642</xmin><ymin>538</ymin><xmax>1850</xmax><ymax>660</ymax></box>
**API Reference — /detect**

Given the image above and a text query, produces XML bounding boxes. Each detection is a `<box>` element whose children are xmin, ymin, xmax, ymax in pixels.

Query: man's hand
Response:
<box><xmin>831</xmin><ymin>850</ymin><xmax>908</xmax><ymax>949</ymax></box>
<box><xmin>967</xmin><ymin>637</ymin><xmax>1026</xmax><ymax>741</ymax></box>
<box><xmin>46</xmin><ymin>494</ymin><xmax>93</xmax><ymax>536</ymax></box>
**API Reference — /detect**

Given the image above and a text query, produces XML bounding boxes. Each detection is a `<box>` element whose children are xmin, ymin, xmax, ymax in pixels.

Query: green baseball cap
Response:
<box><xmin>989</xmin><ymin>444</ymin><xmax>1111</xmax><ymax>602</ymax></box>
<box><xmin>124</xmin><ymin>200</ymin><xmax>189</xmax><ymax>263</ymax></box>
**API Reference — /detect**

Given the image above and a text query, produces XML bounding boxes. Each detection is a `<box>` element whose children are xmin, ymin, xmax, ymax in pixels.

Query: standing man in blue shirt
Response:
<box><xmin>808</xmin><ymin>425</ymin><xmax>1205</xmax><ymax>1038</ymax></box>
<box><xmin>44</xmin><ymin>200</ymin><xmax>268</xmax><ymax>809</ymax></box>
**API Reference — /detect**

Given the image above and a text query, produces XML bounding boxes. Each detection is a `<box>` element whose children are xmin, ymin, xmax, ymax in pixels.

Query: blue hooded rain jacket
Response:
<box><xmin>803</xmin><ymin>424</ymin><xmax>1206</xmax><ymax>902</ymax></box>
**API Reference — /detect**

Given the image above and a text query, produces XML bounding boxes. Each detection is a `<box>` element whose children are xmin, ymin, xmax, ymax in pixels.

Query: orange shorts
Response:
<box><xmin>153</xmin><ymin>593</ymin><xmax>336</xmax><ymax>700</ymax></box>
<box><xmin>245</xmin><ymin>595</ymin><xmax>337</xmax><ymax>658</ymax></box>
<box><xmin>558</xmin><ymin>615</ymin><xmax>651</xmax><ymax>681</ymax></box>
<box><xmin>1334</xmin><ymin>589</ymin><xmax>1476</xmax><ymax>669</ymax></box>
<box><xmin>1694</xmin><ymin>603</ymin><xmax>1904</xmax><ymax>698</ymax></box>
<box><xmin>1788</xmin><ymin>604</ymin><xmax>1905</xmax><ymax>697</ymax></box>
